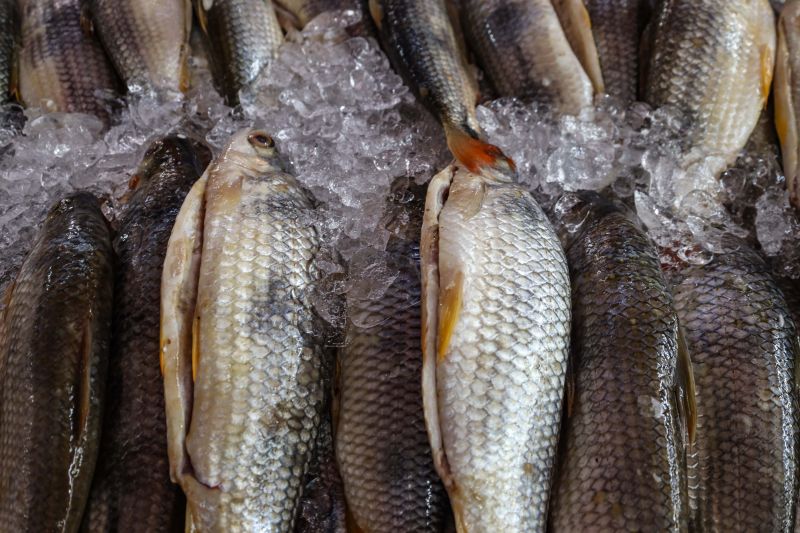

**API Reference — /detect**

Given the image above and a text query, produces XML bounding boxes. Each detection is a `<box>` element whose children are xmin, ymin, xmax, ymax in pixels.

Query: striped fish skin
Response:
<box><xmin>81</xmin><ymin>137</ymin><xmax>211</xmax><ymax>533</ymax></box>
<box><xmin>89</xmin><ymin>0</ymin><xmax>192</xmax><ymax>95</ymax></box>
<box><xmin>420</xmin><ymin>165</ymin><xmax>571</xmax><ymax>532</ymax></box>
<box><xmin>460</xmin><ymin>0</ymin><xmax>594</xmax><ymax>114</ymax></box>
<box><xmin>193</xmin><ymin>0</ymin><xmax>283</xmax><ymax>104</ymax></box>
<box><xmin>673</xmin><ymin>242</ymin><xmax>800</xmax><ymax>532</ymax></box>
<box><xmin>0</xmin><ymin>193</ymin><xmax>114</xmax><ymax>532</ymax></box>
<box><xmin>549</xmin><ymin>192</ymin><xmax>693</xmax><ymax>532</ymax></box>
<box><xmin>643</xmin><ymin>0</ymin><xmax>775</xmax><ymax>180</ymax></box>
<box><xmin>336</xmin><ymin>178</ymin><xmax>449</xmax><ymax>532</ymax></box>
<box><xmin>18</xmin><ymin>0</ymin><xmax>118</xmax><ymax>118</ymax></box>
<box><xmin>161</xmin><ymin>129</ymin><xmax>330</xmax><ymax>532</ymax></box>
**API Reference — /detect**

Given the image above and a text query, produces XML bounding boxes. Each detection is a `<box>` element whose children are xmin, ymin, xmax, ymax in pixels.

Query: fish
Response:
<box><xmin>672</xmin><ymin>240</ymin><xmax>800</xmax><ymax>531</ymax></box>
<box><xmin>549</xmin><ymin>192</ymin><xmax>695</xmax><ymax>532</ymax></box>
<box><xmin>193</xmin><ymin>0</ymin><xmax>284</xmax><ymax>104</ymax></box>
<box><xmin>0</xmin><ymin>192</ymin><xmax>114</xmax><ymax>532</ymax></box>
<box><xmin>420</xmin><ymin>164</ymin><xmax>571</xmax><ymax>531</ymax></box>
<box><xmin>0</xmin><ymin>0</ymin><xmax>18</xmax><ymax>103</ymax></box>
<box><xmin>583</xmin><ymin>0</ymin><xmax>645</xmax><ymax>102</ymax></box>
<box><xmin>81</xmin><ymin>136</ymin><xmax>211</xmax><ymax>533</ymax></box>
<box><xmin>643</xmin><ymin>0</ymin><xmax>776</xmax><ymax>181</ymax></box>
<box><xmin>273</xmin><ymin>0</ymin><xmax>359</xmax><ymax>28</ymax></box>
<box><xmin>774</xmin><ymin>0</ymin><xmax>800</xmax><ymax>208</ymax></box>
<box><xmin>459</xmin><ymin>0</ymin><xmax>594</xmax><ymax>115</ymax></box>
<box><xmin>18</xmin><ymin>0</ymin><xmax>119</xmax><ymax>118</ymax></box>
<box><xmin>88</xmin><ymin>0</ymin><xmax>193</xmax><ymax>95</ymax></box>
<box><xmin>336</xmin><ymin>177</ymin><xmax>450</xmax><ymax>532</ymax></box>
<box><xmin>368</xmin><ymin>0</ymin><xmax>514</xmax><ymax>173</ymax></box>
<box><xmin>551</xmin><ymin>0</ymin><xmax>605</xmax><ymax>94</ymax></box>
<box><xmin>161</xmin><ymin>128</ymin><xmax>332</xmax><ymax>531</ymax></box>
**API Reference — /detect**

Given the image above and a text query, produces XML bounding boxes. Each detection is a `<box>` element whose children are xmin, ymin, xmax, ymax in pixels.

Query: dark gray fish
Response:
<box><xmin>0</xmin><ymin>0</ymin><xmax>17</xmax><ymax>103</ymax></box>
<box><xmin>81</xmin><ymin>137</ymin><xmax>211</xmax><ymax>533</ymax></box>
<box><xmin>0</xmin><ymin>192</ymin><xmax>114</xmax><ymax>532</ymax></box>
<box><xmin>336</xmin><ymin>178</ymin><xmax>450</xmax><ymax>532</ymax></box>
<box><xmin>673</xmin><ymin>240</ymin><xmax>800</xmax><ymax>531</ymax></box>
<box><xmin>550</xmin><ymin>192</ymin><xmax>694</xmax><ymax>532</ymax></box>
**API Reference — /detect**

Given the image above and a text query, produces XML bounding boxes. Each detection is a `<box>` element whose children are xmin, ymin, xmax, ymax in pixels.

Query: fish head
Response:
<box><xmin>222</xmin><ymin>128</ymin><xmax>287</xmax><ymax>174</ymax></box>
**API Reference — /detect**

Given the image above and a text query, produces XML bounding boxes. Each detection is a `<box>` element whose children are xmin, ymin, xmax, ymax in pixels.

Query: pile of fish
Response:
<box><xmin>2</xmin><ymin>0</ymin><xmax>800</xmax><ymax>532</ymax></box>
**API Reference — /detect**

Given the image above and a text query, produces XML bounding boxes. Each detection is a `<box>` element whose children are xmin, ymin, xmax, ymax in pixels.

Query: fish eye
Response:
<box><xmin>248</xmin><ymin>132</ymin><xmax>274</xmax><ymax>149</ymax></box>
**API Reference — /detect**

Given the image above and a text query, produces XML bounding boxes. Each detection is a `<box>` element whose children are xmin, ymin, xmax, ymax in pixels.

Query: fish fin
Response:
<box><xmin>191</xmin><ymin>314</ymin><xmax>200</xmax><ymax>382</ymax></box>
<box><xmin>9</xmin><ymin>41</ymin><xmax>19</xmax><ymax>104</ymax></box>
<box><xmin>444</xmin><ymin>124</ymin><xmax>515</xmax><ymax>174</ymax></box>
<box><xmin>79</xmin><ymin>0</ymin><xmax>94</xmax><ymax>37</ymax></box>
<box><xmin>161</xmin><ymin>174</ymin><xmax>207</xmax><ymax>483</ymax></box>
<box><xmin>185</xmin><ymin>506</ymin><xmax>195</xmax><ymax>533</ymax></box>
<box><xmin>552</xmin><ymin>0</ymin><xmax>605</xmax><ymax>93</ymax></box>
<box><xmin>761</xmin><ymin>44</ymin><xmax>776</xmax><ymax>107</ymax></box>
<box><xmin>179</xmin><ymin>0</ymin><xmax>193</xmax><ymax>93</ymax></box>
<box><xmin>437</xmin><ymin>271</ymin><xmax>464</xmax><ymax>361</ymax></box>
<box><xmin>345</xmin><ymin>504</ymin><xmax>366</xmax><ymax>533</ymax></box>
<box><xmin>331</xmin><ymin>350</ymin><xmax>341</xmax><ymax>435</ymax></box>
<box><xmin>194</xmin><ymin>0</ymin><xmax>209</xmax><ymax>34</ymax></box>
<box><xmin>674</xmin><ymin>324</ymin><xmax>697</xmax><ymax>445</ymax></box>
<box><xmin>75</xmin><ymin>319</ymin><xmax>94</xmax><ymax>442</ymax></box>
<box><xmin>273</xmin><ymin>1</ymin><xmax>302</xmax><ymax>32</ymax></box>
<box><xmin>368</xmin><ymin>0</ymin><xmax>383</xmax><ymax>31</ymax></box>
<box><xmin>775</xmin><ymin>10</ymin><xmax>800</xmax><ymax>206</ymax></box>
<box><xmin>565</xmin><ymin>348</ymin><xmax>577</xmax><ymax>418</ymax></box>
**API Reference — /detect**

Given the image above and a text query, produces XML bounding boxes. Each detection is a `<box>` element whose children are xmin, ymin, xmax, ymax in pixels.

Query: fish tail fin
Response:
<box><xmin>444</xmin><ymin>124</ymin><xmax>515</xmax><ymax>174</ymax></box>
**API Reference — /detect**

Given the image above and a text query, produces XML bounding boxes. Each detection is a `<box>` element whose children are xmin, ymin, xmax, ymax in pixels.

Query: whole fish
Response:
<box><xmin>775</xmin><ymin>0</ymin><xmax>800</xmax><ymax>207</ymax></box>
<box><xmin>549</xmin><ymin>192</ymin><xmax>695</xmax><ymax>532</ymax></box>
<box><xmin>644</xmin><ymin>0</ymin><xmax>775</xmax><ymax>180</ymax></box>
<box><xmin>193</xmin><ymin>0</ymin><xmax>283</xmax><ymax>104</ymax></box>
<box><xmin>161</xmin><ymin>128</ymin><xmax>330</xmax><ymax>531</ymax></box>
<box><xmin>551</xmin><ymin>0</ymin><xmax>605</xmax><ymax>93</ymax></box>
<box><xmin>672</xmin><ymin>241</ymin><xmax>800</xmax><ymax>531</ymax></box>
<box><xmin>369</xmin><ymin>0</ymin><xmax>513</xmax><ymax>173</ymax></box>
<box><xmin>0</xmin><ymin>193</ymin><xmax>114</xmax><ymax>532</ymax></box>
<box><xmin>0</xmin><ymin>0</ymin><xmax>17</xmax><ymax>102</ymax></box>
<box><xmin>88</xmin><ymin>0</ymin><xmax>192</xmax><ymax>95</ymax></box>
<box><xmin>81</xmin><ymin>136</ymin><xmax>211</xmax><ymax>533</ymax></box>
<box><xmin>420</xmin><ymin>164</ymin><xmax>571</xmax><ymax>531</ymax></box>
<box><xmin>336</xmin><ymin>178</ymin><xmax>449</xmax><ymax>532</ymax></box>
<box><xmin>18</xmin><ymin>0</ymin><xmax>118</xmax><ymax>118</ymax></box>
<box><xmin>274</xmin><ymin>0</ymin><xmax>358</xmax><ymax>28</ymax></box>
<box><xmin>584</xmin><ymin>0</ymin><xmax>645</xmax><ymax>102</ymax></box>
<box><xmin>460</xmin><ymin>0</ymin><xmax>594</xmax><ymax>114</ymax></box>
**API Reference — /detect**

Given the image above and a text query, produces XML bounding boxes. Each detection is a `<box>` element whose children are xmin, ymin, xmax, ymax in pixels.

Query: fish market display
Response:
<box><xmin>0</xmin><ymin>0</ymin><xmax>17</xmax><ymax>103</ymax></box>
<box><xmin>0</xmin><ymin>193</ymin><xmax>114</xmax><ymax>531</ymax></box>
<box><xmin>643</xmin><ymin>0</ymin><xmax>775</xmax><ymax>184</ymax></box>
<box><xmin>584</xmin><ymin>0</ymin><xmax>644</xmax><ymax>102</ymax></box>
<box><xmin>672</xmin><ymin>241</ymin><xmax>800</xmax><ymax>531</ymax></box>
<box><xmin>369</xmin><ymin>0</ymin><xmax>513</xmax><ymax>173</ymax></box>
<box><xmin>88</xmin><ymin>0</ymin><xmax>193</xmax><ymax>95</ymax></box>
<box><xmin>775</xmin><ymin>0</ymin><xmax>800</xmax><ymax>208</ymax></box>
<box><xmin>551</xmin><ymin>0</ymin><xmax>605</xmax><ymax>93</ymax></box>
<box><xmin>460</xmin><ymin>0</ymin><xmax>594</xmax><ymax>114</ymax></box>
<box><xmin>161</xmin><ymin>128</ymin><xmax>331</xmax><ymax>531</ymax></box>
<box><xmin>193</xmin><ymin>0</ymin><xmax>284</xmax><ymax>104</ymax></box>
<box><xmin>420</xmin><ymin>164</ymin><xmax>571</xmax><ymax>531</ymax></box>
<box><xmin>336</xmin><ymin>178</ymin><xmax>449</xmax><ymax>532</ymax></box>
<box><xmin>82</xmin><ymin>136</ymin><xmax>211</xmax><ymax>533</ymax></box>
<box><xmin>550</xmin><ymin>192</ymin><xmax>695</xmax><ymax>532</ymax></box>
<box><xmin>18</xmin><ymin>0</ymin><xmax>119</xmax><ymax>118</ymax></box>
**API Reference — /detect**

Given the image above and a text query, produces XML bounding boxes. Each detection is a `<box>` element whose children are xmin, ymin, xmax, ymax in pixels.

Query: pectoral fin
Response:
<box><xmin>674</xmin><ymin>325</ymin><xmax>697</xmax><ymax>445</ymax></box>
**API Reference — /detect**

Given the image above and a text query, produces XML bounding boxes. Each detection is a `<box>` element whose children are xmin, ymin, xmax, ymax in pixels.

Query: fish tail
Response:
<box><xmin>444</xmin><ymin>124</ymin><xmax>516</xmax><ymax>174</ymax></box>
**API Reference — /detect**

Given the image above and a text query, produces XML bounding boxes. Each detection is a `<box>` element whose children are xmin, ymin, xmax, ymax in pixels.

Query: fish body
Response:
<box><xmin>460</xmin><ymin>0</ymin><xmax>593</xmax><ymax>114</ymax></box>
<box><xmin>644</xmin><ymin>0</ymin><xmax>775</xmax><ymax>180</ymax></box>
<box><xmin>551</xmin><ymin>0</ymin><xmax>604</xmax><ymax>93</ymax></box>
<box><xmin>161</xmin><ymin>129</ymin><xmax>329</xmax><ymax>531</ymax></box>
<box><xmin>81</xmin><ymin>137</ymin><xmax>211</xmax><ymax>533</ymax></box>
<box><xmin>274</xmin><ymin>0</ymin><xmax>358</xmax><ymax>27</ymax></box>
<box><xmin>89</xmin><ymin>0</ymin><xmax>192</xmax><ymax>95</ymax></box>
<box><xmin>584</xmin><ymin>0</ymin><xmax>644</xmax><ymax>102</ymax></box>
<box><xmin>0</xmin><ymin>193</ymin><xmax>114</xmax><ymax>532</ymax></box>
<box><xmin>0</xmin><ymin>0</ymin><xmax>17</xmax><ymax>103</ymax></box>
<box><xmin>193</xmin><ymin>0</ymin><xmax>283</xmax><ymax>104</ymax></box>
<box><xmin>420</xmin><ymin>164</ymin><xmax>571</xmax><ymax>532</ymax></box>
<box><xmin>549</xmin><ymin>192</ymin><xmax>694</xmax><ymax>532</ymax></box>
<box><xmin>18</xmin><ymin>0</ymin><xmax>118</xmax><ymax>118</ymax></box>
<box><xmin>369</xmin><ymin>0</ymin><xmax>513</xmax><ymax>173</ymax></box>
<box><xmin>673</xmin><ymin>242</ymin><xmax>800</xmax><ymax>531</ymax></box>
<box><xmin>775</xmin><ymin>0</ymin><xmax>800</xmax><ymax>207</ymax></box>
<box><xmin>336</xmin><ymin>178</ymin><xmax>449</xmax><ymax>532</ymax></box>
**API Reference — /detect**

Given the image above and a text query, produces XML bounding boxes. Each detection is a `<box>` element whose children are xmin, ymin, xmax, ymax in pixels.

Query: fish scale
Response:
<box><xmin>673</xmin><ymin>243</ymin><xmax>799</xmax><ymax>531</ymax></box>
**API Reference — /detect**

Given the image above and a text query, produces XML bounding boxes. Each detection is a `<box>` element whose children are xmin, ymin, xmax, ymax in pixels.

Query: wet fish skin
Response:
<box><xmin>551</xmin><ymin>0</ymin><xmax>604</xmax><ymax>93</ymax></box>
<box><xmin>549</xmin><ymin>192</ymin><xmax>693</xmax><ymax>532</ymax></box>
<box><xmin>420</xmin><ymin>165</ymin><xmax>571</xmax><ymax>532</ymax></box>
<box><xmin>274</xmin><ymin>0</ymin><xmax>358</xmax><ymax>27</ymax></box>
<box><xmin>460</xmin><ymin>0</ymin><xmax>593</xmax><ymax>114</ymax></box>
<box><xmin>673</xmin><ymin>241</ymin><xmax>800</xmax><ymax>532</ymax></box>
<box><xmin>0</xmin><ymin>192</ymin><xmax>114</xmax><ymax>532</ymax></box>
<box><xmin>0</xmin><ymin>0</ymin><xmax>17</xmax><ymax>102</ymax></box>
<box><xmin>643</xmin><ymin>0</ymin><xmax>775</xmax><ymax>179</ymax></box>
<box><xmin>88</xmin><ymin>0</ymin><xmax>192</xmax><ymax>95</ymax></box>
<box><xmin>193</xmin><ymin>0</ymin><xmax>283</xmax><ymax>104</ymax></box>
<box><xmin>18</xmin><ymin>0</ymin><xmax>118</xmax><ymax>118</ymax></box>
<box><xmin>584</xmin><ymin>0</ymin><xmax>644</xmax><ymax>102</ymax></box>
<box><xmin>161</xmin><ymin>129</ymin><xmax>329</xmax><ymax>532</ymax></box>
<box><xmin>369</xmin><ymin>0</ymin><xmax>513</xmax><ymax>173</ymax></box>
<box><xmin>774</xmin><ymin>0</ymin><xmax>800</xmax><ymax>207</ymax></box>
<box><xmin>336</xmin><ymin>178</ymin><xmax>449</xmax><ymax>532</ymax></box>
<box><xmin>81</xmin><ymin>137</ymin><xmax>211</xmax><ymax>533</ymax></box>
